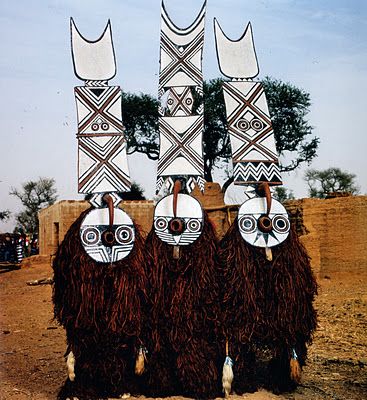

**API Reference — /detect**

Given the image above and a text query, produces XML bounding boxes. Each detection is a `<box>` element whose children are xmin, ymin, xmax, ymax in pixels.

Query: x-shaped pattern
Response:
<box><xmin>157</xmin><ymin>116</ymin><xmax>204</xmax><ymax>176</ymax></box>
<box><xmin>159</xmin><ymin>30</ymin><xmax>204</xmax><ymax>91</ymax></box>
<box><xmin>166</xmin><ymin>87</ymin><xmax>194</xmax><ymax>116</ymax></box>
<box><xmin>224</xmin><ymin>82</ymin><xmax>278</xmax><ymax>162</ymax></box>
<box><xmin>78</xmin><ymin>136</ymin><xmax>130</xmax><ymax>192</ymax></box>
<box><xmin>75</xmin><ymin>86</ymin><xmax>124</xmax><ymax>134</ymax></box>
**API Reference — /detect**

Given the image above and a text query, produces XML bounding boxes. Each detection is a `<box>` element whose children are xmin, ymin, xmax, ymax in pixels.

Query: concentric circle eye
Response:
<box><xmin>81</xmin><ymin>227</ymin><xmax>100</xmax><ymax>246</ymax></box>
<box><xmin>272</xmin><ymin>215</ymin><xmax>290</xmax><ymax>233</ymax></box>
<box><xmin>250</xmin><ymin>118</ymin><xmax>264</xmax><ymax>131</ymax></box>
<box><xmin>185</xmin><ymin>98</ymin><xmax>193</xmax><ymax>105</ymax></box>
<box><xmin>238</xmin><ymin>215</ymin><xmax>257</xmax><ymax>234</ymax></box>
<box><xmin>101</xmin><ymin>122</ymin><xmax>109</xmax><ymax>131</ymax></box>
<box><xmin>115</xmin><ymin>226</ymin><xmax>134</xmax><ymax>245</ymax></box>
<box><xmin>91</xmin><ymin>123</ymin><xmax>99</xmax><ymax>131</ymax></box>
<box><xmin>154</xmin><ymin>217</ymin><xmax>168</xmax><ymax>232</ymax></box>
<box><xmin>187</xmin><ymin>218</ymin><xmax>201</xmax><ymax>233</ymax></box>
<box><xmin>167</xmin><ymin>98</ymin><xmax>174</xmax><ymax>106</ymax></box>
<box><xmin>236</xmin><ymin>118</ymin><xmax>250</xmax><ymax>131</ymax></box>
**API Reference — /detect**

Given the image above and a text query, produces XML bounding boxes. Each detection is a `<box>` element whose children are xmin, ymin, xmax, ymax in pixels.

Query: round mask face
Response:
<box><xmin>80</xmin><ymin>208</ymin><xmax>135</xmax><ymax>263</ymax></box>
<box><xmin>154</xmin><ymin>194</ymin><xmax>203</xmax><ymax>246</ymax></box>
<box><xmin>238</xmin><ymin>197</ymin><xmax>290</xmax><ymax>248</ymax></box>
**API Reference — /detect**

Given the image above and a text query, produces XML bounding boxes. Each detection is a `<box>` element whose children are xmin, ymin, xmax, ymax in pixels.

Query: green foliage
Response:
<box><xmin>121</xmin><ymin>92</ymin><xmax>160</xmax><ymax>160</ymax></box>
<box><xmin>304</xmin><ymin>167</ymin><xmax>359</xmax><ymax>198</ymax></box>
<box><xmin>121</xmin><ymin>182</ymin><xmax>146</xmax><ymax>200</ymax></box>
<box><xmin>0</xmin><ymin>210</ymin><xmax>11</xmax><ymax>221</ymax></box>
<box><xmin>262</xmin><ymin>77</ymin><xmax>319</xmax><ymax>172</ymax></box>
<box><xmin>120</xmin><ymin>77</ymin><xmax>319</xmax><ymax>185</ymax></box>
<box><xmin>84</xmin><ymin>181</ymin><xmax>146</xmax><ymax>202</ymax></box>
<box><xmin>273</xmin><ymin>186</ymin><xmax>295</xmax><ymax>202</ymax></box>
<box><xmin>202</xmin><ymin>79</ymin><xmax>231</xmax><ymax>181</ymax></box>
<box><xmin>10</xmin><ymin>177</ymin><xmax>57</xmax><ymax>234</ymax></box>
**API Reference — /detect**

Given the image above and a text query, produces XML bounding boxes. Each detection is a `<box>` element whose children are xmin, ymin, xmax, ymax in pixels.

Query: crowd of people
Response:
<box><xmin>0</xmin><ymin>233</ymin><xmax>38</xmax><ymax>263</ymax></box>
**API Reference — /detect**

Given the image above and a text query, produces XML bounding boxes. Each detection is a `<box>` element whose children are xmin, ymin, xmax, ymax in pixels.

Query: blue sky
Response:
<box><xmin>0</xmin><ymin>0</ymin><xmax>366</xmax><ymax>231</ymax></box>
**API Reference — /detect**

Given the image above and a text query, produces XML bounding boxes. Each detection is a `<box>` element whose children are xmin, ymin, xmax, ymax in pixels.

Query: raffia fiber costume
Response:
<box><xmin>53</xmin><ymin>209</ymin><xmax>148</xmax><ymax>399</ymax></box>
<box><xmin>144</xmin><ymin>213</ymin><xmax>222</xmax><ymax>398</ymax></box>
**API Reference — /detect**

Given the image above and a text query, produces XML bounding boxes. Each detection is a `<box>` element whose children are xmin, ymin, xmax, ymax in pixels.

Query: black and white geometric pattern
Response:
<box><xmin>156</xmin><ymin>2</ymin><xmax>206</xmax><ymax>194</ymax></box>
<box><xmin>154</xmin><ymin>194</ymin><xmax>203</xmax><ymax>246</ymax></box>
<box><xmin>156</xmin><ymin>175</ymin><xmax>205</xmax><ymax>194</ymax></box>
<box><xmin>214</xmin><ymin>21</ymin><xmax>282</xmax><ymax>187</ymax></box>
<box><xmin>166</xmin><ymin>87</ymin><xmax>194</xmax><ymax>116</ymax></box>
<box><xmin>234</xmin><ymin>161</ymin><xmax>282</xmax><ymax>185</ymax></box>
<box><xmin>80</xmin><ymin>208</ymin><xmax>135</xmax><ymax>263</ymax></box>
<box><xmin>89</xmin><ymin>192</ymin><xmax>122</xmax><ymax>208</ymax></box>
<box><xmin>71</xmin><ymin>20</ymin><xmax>131</xmax><ymax>196</ymax></box>
<box><xmin>78</xmin><ymin>135</ymin><xmax>130</xmax><ymax>194</ymax></box>
<box><xmin>222</xmin><ymin>81</ymin><xmax>282</xmax><ymax>185</ymax></box>
<box><xmin>159</xmin><ymin>2</ymin><xmax>205</xmax><ymax>92</ymax></box>
<box><xmin>75</xmin><ymin>86</ymin><xmax>124</xmax><ymax>135</ymax></box>
<box><xmin>16</xmin><ymin>243</ymin><xmax>23</xmax><ymax>264</ymax></box>
<box><xmin>85</xmin><ymin>80</ymin><xmax>108</xmax><ymax>87</ymax></box>
<box><xmin>238</xmin><ymin>197</ymin><xmax>290</xmax><ymax>248</ymax></box>
<box><xmin>157</xmin><ymin>116</ymin><xmax>204</xmax><ymax>177</ymax></box>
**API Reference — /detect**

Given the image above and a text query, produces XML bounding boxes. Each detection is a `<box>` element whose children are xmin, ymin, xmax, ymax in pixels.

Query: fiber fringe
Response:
<box><xmin>219</xmin><ymin>219</ymin><xmax>317</xmax><ymax>393</ymax></box>
<box><xmin>144</xmin><ymin>212</ymin><xmax>222</xmax><ymax>398</ymax></box>
<box><xmin>52</xmin><ymin>208</ymin><xmax>148</xmax><ymax>399</ymax></box>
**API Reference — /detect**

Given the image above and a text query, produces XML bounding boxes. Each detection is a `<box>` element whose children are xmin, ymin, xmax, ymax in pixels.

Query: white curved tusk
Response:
<box><xmin>66</xmin><ymin>351</ymin><xmax>76</xmax><ymax>382</ymax></box>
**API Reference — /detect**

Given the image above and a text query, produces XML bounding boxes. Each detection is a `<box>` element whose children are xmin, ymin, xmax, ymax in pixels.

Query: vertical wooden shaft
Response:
<box><xmin>172</xmin><ymin>180</ymin><xmax>182</xmax><ymax>218</ymax></box>
<box><xmin>102</xmin><ymin>193</ymin><xmax>114</xmax><ymax>227</ymax></box>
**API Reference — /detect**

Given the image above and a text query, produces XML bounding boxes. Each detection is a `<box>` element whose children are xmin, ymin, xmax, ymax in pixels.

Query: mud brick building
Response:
<box><xmin>38</xmin><ymin>184</ymin><xmax>367</xmax><ymax>276</ymax></box>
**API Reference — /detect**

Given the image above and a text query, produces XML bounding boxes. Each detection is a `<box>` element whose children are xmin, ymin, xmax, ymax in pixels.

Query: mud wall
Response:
<box><xmin>286</xmin><ymin>196</ymin><xmax>367</xmax><ymax>275</ymax></box>
<box><xmin>38</xmin><ymin>188</ymin><xmax>367</xmax><ymax>275</ymax></box>
<box><xmin>38</xmin><ymin>199</ymin><xmax>155</xmax><ymax>257</ymax></box>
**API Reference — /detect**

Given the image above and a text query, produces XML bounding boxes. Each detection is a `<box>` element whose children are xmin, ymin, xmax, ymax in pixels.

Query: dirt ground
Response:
<box><xmin>0</xmin><ymin>258</ymin><xmax>366</xmax><ymax>400</ymax></box>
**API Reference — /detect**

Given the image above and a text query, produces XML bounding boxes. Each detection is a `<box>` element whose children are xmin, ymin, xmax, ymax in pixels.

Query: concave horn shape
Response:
<box><xmin>70</xmin><ymin>18</ymin><xmax>116</xmax><ymax>81</ymax></box>
<box><xmin>214</xmin><ymin>18</ymin><xmax>259</xmax><ymax>79</ymax></box>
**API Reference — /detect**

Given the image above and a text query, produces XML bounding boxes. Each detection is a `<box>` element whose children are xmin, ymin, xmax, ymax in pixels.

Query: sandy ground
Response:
<box><xmin>0</xmin><ymin>257</ymin><xmax>366</xmax><ymax>400</ymax></box>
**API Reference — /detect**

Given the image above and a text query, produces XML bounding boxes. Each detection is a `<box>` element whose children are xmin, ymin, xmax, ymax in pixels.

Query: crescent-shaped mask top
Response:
<box><xmin>214</xmin><ymin>19</ymin><xmax>259</xmax><ymax>79</ymax></box>
<box><xmin>161</xmin><ymin>0</ymin><xmax>206</xmax><ymax>47</ymax></box>
<box><xmin>159</xmin><ymin>1</ymin><xmax>206</xmax><ymax>89</ymax></box>
<box><xmin>70</xmin><ymin>18</ymin><xmax>116</xmax><ymax>81</ymax></box>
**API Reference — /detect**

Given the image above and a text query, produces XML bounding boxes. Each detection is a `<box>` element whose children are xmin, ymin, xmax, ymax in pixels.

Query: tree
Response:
<box><xmin>262</xmin><ymin>77</ymin><xmax>319</xmax><ymax>172</ymax></box>
<box><xmin>304</xmin><ymin>167</ymin><xmax>359</xmax><ymax>198</ymax></box>
<box><xmin>0</xmin><ymin>210</ymin><xmax>10</xmax><ymax>221</ymax></box>
<box><xmin>121</xmin><ymin>182</ymin><xmax>146</xmax><ymax>200</ymax></box>
<box><xmin>273</xmin><ymin>186</ymin><xmax>295</xmax><ymax>202</ymax></box>
<box><xmin>203</xmin><ymin>77</ymin><xmax>319</xmax><ymax>185</ymax></box>
<box><xmin>120</xmin><ymin>77</ymin><xmax>319</xmax><ymax>185</ymax></box>
<box><xmin>202</xmin><ymin>79</ymin><xmax>231</xmax><ymax>182</ymax></box>
<box><xmin>10</xmin><ymin>178</ymin><xmax>58</xmax><ymax>234</ymax></box>
<box><xmin>84</xmin><ymin>181</ymin><xmax>146</xmax><ymax>202</ymax></box>
<box><xmin>122</xmin><ymin>92</ymin><xmax>160</xmax><ymax>160</ymax></box>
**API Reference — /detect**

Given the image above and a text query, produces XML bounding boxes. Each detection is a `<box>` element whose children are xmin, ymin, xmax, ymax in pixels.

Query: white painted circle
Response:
<box><xmin>238</xmin><ymin>197</ymin><xmax>290</xmax><ymax>248</ymax></box>
<box><xmin>80</xmin><ymin>208</ymin><xmax>135</xmax><ymax>263</ymax></box>
<box><xmin>154</xmin><ymin>194</ymin><xmax>203</xmax><ymax>246</ymax></box>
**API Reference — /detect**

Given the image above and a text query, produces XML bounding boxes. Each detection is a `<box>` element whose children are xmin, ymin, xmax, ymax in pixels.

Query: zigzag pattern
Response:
<box><xmin>85</xmin><ymin>80</ymin><xmax>108</xmax><ymax>87</ymax></box>
<box><xmin>223</xmin><ymin>80</ymin><xmax>282</xmax><ymax>185</ymax></box>
<box><xmin>78</xmin><ymin>136</ymin><xmax>131</xmax><ymax>193</ymax></box>
<box><xmin>187</xmin><ymin>176</ymin><xmax>205</xmax><ymax>192</ymax></box>
<box><xmin>234</xmin><ymin>161</ymin><xmax>282</xmax><ymax>185</ymax></box>
<box><xmin>156</xmin><ymin>229</ymin><xmax>201</xmax><ymax>246</ymax></box>
<box><xmin>156</xmin><ymin>175</ymin><xmax>206</xmax><ymax>195</ymax></box>
<box><xmin>82</xmin><ymin>243</ymin><xmax>134</xmax><ymax>263</ymax></box>
<box><xmin>89</xmin><ymin>192</ymin><xmax>122</xmax><ymax>208</ymax></box>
